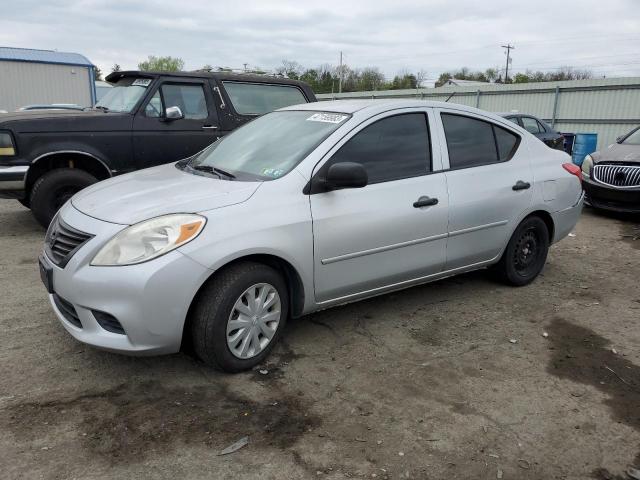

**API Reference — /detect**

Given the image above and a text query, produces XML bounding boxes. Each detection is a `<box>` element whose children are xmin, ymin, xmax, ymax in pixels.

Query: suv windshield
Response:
<box><xmin>187</xmin><ymin>110</ymin><xmax>350</xmax><ymax>181</ymax></box>
<box><xmin>621</xmin><ymin>127</ymin><xmax>640</xmax><ymax>145</ymax></box>
<box><xmin>95</xmin><ymin>77</ymin><xmax>153</xmax><ymax>113</ymax></box>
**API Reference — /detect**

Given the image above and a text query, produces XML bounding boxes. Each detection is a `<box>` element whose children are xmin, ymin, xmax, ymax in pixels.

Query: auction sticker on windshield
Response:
<box><xmin>306</xmin><ymin>113</ymin><xmax>349</xmax><ymax>124</ymax></box>
<box><xmin>132</xmin><ymin>78</ymin><xmax>152</xmax><ymax>87</ymax></box>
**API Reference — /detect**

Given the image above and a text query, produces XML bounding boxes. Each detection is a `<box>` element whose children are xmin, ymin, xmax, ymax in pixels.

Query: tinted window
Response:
<box><xmin>161</xmin><ymin>84</ymin><xmax>208</xmax><ymax>119</ymax></box>
<box><xmin>506</xmin><ymin>116</ymin><xmax>519</xmax><ymax>125</ymax></box>
<box><xmin>145</xmin><ymin>90</ymin><xmax>162</xmax><ymax>118</ymax></box>
<box><xmin>327</xmin><ymin>113</ymin><xmax>431</xmax><ymax>184</ymax></box>
<box><xmin>223</xmin><ymin>82</ymin><xmax>307</xmax><ymax>115</ymax></box>
<box><xmin>521</xmin><ymin>117</ymin><xmax>541</xmax><ymax>134</ymax></box>
<box><xmin>442</xmin><ymin>114</ymin><xmax>497</xmax><ymax>168</ymax></box>
<box><xmin>494</xmin><ymin>126</ymin><xmax>519</xmax><ymax>161</ymax></box>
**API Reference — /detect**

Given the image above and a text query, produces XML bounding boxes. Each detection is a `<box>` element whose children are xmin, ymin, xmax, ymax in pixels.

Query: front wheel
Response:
<box><xmin>30</xmin><ymin>168</ymin><xmax>97</xmax><ymax>228</ymax></box>
<box><xmin>493</xmin><ymin>216</ymin><xmax>550</xmax><ymax>286</ymax></box>
<box><xmin>190</xmin><ymin>262</ymin><xmax>289</xmax><ymax>372</ymax></box>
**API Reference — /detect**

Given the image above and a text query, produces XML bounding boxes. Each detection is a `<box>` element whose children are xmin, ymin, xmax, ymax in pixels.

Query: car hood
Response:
<box><xmin>0</xmin><ymin>109</ymin><xmax>130</xmax><ymax>133</ymax></box>
<box><xmin>594</xmin><ymin>143</ymin><xmax>640</xmax><ymax>164</ymax></box>
<box><xmin>71</xmin><ymin>162</ymin><xmax>262</xmax><ymax>225</ymax></box>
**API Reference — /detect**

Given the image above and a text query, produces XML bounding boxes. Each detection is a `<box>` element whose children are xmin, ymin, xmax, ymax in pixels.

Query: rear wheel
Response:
<box><xmin>190</xmin><ymin>262</ymin><xmax>289</xmax><ymax>372</ymax></box>
<box><xmin>30</xmin><ymin>168</ymin><xmax>97</xmax><ymax>228</ymax></box>
<box><xmin>494</xmin><ymin>216</ymin><xmax>549</xmax><ymax>286</ymax></box>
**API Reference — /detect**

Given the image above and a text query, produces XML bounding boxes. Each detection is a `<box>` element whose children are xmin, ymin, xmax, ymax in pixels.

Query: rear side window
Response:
<box><xmin>441</xmin><ymin>113</ymin><xmax>520</xmax><ymax>169</ymax></box>
<box><xmin>327</xmin><ymin>113</ymin><xmax>431</xmax><ymax>184</ymax></box>
<box><xmin>222</xmin><ymin>82</ymin><xmax>307</xmax><ymax>115</ymax></box>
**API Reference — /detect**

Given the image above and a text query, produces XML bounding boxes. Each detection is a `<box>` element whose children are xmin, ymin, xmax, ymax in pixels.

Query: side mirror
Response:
<box><xmin>165</xmin><ymin>106</ymin><xmax>184</xmax><ymax>121</ymax></box>
<box><xmin>325</xmin><ymin>162</ymin><xmax>368</xmax><ymax>190</ymax></box>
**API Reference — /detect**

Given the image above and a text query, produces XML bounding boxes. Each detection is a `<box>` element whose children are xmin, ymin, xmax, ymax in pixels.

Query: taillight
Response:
<box><xmin>562</xmin><ymin>163</ymin><xmax>582</xmax><ymax>182</ymax></box>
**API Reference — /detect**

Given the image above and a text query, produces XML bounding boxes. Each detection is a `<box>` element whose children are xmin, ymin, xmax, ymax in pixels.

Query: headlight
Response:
<box><xmin>581</xmin><ymin>154</ymin><xmax>594</xmax><ymax>177</ymax></box>
<box><xmin>91</xmin><ymin>214</ymin><xmax>206</xmax><ymax>266</ymax></box>
<box><xmin>0</xmin><ymin>132</ymin><xmax>15</xmax><ymax>156</ymax></box>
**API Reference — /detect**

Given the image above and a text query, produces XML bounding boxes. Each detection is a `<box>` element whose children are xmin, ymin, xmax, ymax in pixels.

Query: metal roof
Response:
<box><xmin>0</xmin><ymin>47</ymin><xmax>93</xmax><ymax>67</ymax></box>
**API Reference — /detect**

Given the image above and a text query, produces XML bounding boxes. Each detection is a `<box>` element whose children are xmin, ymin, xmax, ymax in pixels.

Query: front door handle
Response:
<box><xmin>413</xmin><ymin>196</ymin><xmax>439</xmax><ymax>208</ymax></box>
<box><xmin>512</xmin><ymin>180</ymin><xmax>531</xmax><ymax>191</ymax></box>
<box><xmin>202</xmin><ymin>125</ymin><xmax>218</xmax><ymax>130</ymax></box>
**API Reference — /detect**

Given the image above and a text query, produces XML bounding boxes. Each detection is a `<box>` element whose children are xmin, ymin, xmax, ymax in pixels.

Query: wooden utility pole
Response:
<box><xmin>502</xmin><ymin>44</ymin><xmax>515</xmax><ymax>83</ymax></box>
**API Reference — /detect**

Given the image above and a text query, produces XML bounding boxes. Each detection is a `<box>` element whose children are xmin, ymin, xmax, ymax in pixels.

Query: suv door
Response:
<box><xmin>132</xmin><ymin>78</ymin><xmax>219</xmax><ymax>169</ymax></box>
<box><xmin>436</xmin><ymin>110</ymin><xmax>532</xmax><ymax>270</ymax></box>
<box><xmin>309</xmin><ymin>110</ymin><xmax>449</xmax><ymax>303</ymax></box>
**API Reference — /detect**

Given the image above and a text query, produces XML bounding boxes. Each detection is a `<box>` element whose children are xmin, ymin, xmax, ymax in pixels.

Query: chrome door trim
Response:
<box><xmin>321</xmin><ymin>232</ymin><xmax>448</xmax><ymax>265</ymax></box>
<box><xmin>448</xmin><ymin>220</ymin><xmax>509</xmax><ymax>238</ymax></box>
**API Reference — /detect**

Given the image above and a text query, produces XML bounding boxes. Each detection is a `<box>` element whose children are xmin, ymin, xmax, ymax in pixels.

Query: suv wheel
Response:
<box><xmin>190</xmin><ymin>262</ymin><xmax>289</xmax><ymax>372</ymax></box>
<box><xmin>30</xmin><ymin>168</ymin><xmax>97</xmax><ymax>228</ymax></box>
<box><xmin>494</xmin><ymin>216</ymin><xmax>549</xmax><ymax>286</ymax></box>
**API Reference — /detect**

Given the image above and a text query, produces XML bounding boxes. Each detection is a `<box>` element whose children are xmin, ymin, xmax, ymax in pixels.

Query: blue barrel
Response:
<box><xmin>571</xmin><ymin>133</ymin><xmax>597</xmax><ymax>166</ymax></box>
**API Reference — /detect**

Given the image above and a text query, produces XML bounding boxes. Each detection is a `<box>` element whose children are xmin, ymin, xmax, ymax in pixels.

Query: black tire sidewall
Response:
<box><xmin>30</xmin><ymin>168</ymin><xmax>97</xmax><ymax>228</ymax></box>
<box><xmin>194</xmin><ymin>263</ymin><xmax>289</xmax><ymax>372</ymax></box>
<box><xmin>502</xmin><ymin>216</ymin><xmax>550</xmax><ymax>286</ymax></box>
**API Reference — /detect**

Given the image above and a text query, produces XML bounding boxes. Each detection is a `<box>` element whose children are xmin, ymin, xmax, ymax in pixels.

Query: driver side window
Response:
<box><xmin>145</xmin><ymin>90</ymin><xmax>163</xmax><ymax>118</ymax></box>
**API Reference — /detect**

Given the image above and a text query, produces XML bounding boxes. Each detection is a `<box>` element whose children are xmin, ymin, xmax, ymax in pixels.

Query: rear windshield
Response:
<box><xmin>222</xmin><ymin>82</ymin><xmax>308</xmax><ymax>115</ymax></box>
<box><xmin>187</xmin><ymin>110</ymin><xmax>349</xmax><ymax>181</ymax></box>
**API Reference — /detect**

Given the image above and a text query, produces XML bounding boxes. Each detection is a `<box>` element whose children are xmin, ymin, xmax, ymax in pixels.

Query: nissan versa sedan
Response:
<box><xmin>39</xmin><ymin>100</ymin><xmax>584</xmax><ymax>372</ymax></box>
<box><xmin>581</xmin><ymin>125</ymin><xmax>640</xmax><ymax>213</ymax></box>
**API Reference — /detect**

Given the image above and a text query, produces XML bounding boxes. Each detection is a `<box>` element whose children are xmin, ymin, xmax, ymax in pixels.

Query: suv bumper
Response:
<box><xmin>0</xmin><ymin>165</ymin><xmax>28</xmax><ymax>199</ymax></box>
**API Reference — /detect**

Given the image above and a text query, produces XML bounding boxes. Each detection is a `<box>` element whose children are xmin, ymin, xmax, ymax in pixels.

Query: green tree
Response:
<box><xmin>111</xmin><ymin>64</ymin><xmax>121</xmax><ymax>74</ymax></box>
<box><xmin>138</xmin><ymin>55</ymin><xmax>185</xmax><ymax>72</ymax></box>
<box><xmin>93</xmin><ymin>66</ymin><xmax>103</xmax><ymax>81</ymax></box>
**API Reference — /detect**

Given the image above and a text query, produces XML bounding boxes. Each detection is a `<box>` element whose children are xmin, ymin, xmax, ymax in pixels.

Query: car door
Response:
<box><xmin>132</xmin><ymin>77</ymin><xmax>220</xmax><ymax>169</ymax></box>
<box><xmin>309</xmin><ymin>109</ymin><xmax>449</xmax><ymax>303</ymax></box>
<box><xmin>436</xmin><ymin>109</ymin><xmax>532</xmax><ymax>270</ymax></box>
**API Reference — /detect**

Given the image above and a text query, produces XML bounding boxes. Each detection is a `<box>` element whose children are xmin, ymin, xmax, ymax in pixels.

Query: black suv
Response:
<box><xmin>0</xmin><ymin>70</ymin><xmax>316</xmax><ymax>226</ymax></box>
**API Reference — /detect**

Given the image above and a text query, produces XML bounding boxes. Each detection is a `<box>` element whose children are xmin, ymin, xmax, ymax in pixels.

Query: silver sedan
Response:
<box><xmin>39</xmin><ymin>100</ymin><xmax>584</xmax><ymax>372</ymax></box>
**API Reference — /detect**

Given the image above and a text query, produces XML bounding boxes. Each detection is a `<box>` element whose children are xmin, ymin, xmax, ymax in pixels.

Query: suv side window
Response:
<box><xmin>222</xmin><ymin>82</ymin><xmax>307</xmax><ymax>115</ymax></box>
<box><xmin>521</xmin><ymin>116</ymin><xmax>541</xmax><ymax>134</ymax></box>
<box><xmin>441</xmin><ymin>113</ymin><xmax>520</xmax><ymax>169</ymax></box>
<box><xmin>145</xmin><ymin>83</ymin><xmax>208</xmax><ymax>119</ymax></box>
<box><xmin>326</xmin><ymin>113</ymin><xmax>431</xmax><ymax>184</ymax></box>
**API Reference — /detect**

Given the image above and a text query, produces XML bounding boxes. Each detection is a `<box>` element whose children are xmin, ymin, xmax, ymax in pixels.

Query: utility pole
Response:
<box><xmin>501</xmin><ymin>44</ymin><xmax>514</xmax><ymax>83</ymax></box>
<box><xmin>338</xmin><ymin>51</ymin><xmax>343</xmax><ymax>94</ymax></box>
<box><xmin>243</xmin><ymin>63</ymin><xmax>248</xmax><ymax>72</ymax></box>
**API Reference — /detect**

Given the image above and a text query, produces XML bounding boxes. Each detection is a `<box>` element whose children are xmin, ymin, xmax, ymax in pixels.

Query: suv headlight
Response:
<box><xmin>0</xmin><ymin>132</ymin><xmax>15</xmax><ymax>156</ymax></box>
<box><xmin>91</xmin><ymin>214</ymin><xmax>206</xmax><ymax>266</ymax></box>
<box><xmin>581</xmin><ymin>154</ymin><xmax>593</xmax><ymax>177</ymax></box>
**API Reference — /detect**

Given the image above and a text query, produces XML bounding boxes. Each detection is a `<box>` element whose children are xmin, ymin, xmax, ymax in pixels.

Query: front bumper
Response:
<box><xmin>583</xmin><ymin>177</ymin><xmax>640</xmax><ymax>213</ymax></box>
<box><xmin>0</xmin><ymin>164</ymin><xmax>28</xmax><ymax>198</ymax></box>
<box><xmin>43</xmin><ymin>202</ymin><xmax>213</xmax><ymax>355</ymax></box>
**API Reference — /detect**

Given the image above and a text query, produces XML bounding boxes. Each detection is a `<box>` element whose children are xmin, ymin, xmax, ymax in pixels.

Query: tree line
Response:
<box><xmin>96</xmin><ymin>56</ymin><xmax>594</xmax><ymax>91</ymax></box>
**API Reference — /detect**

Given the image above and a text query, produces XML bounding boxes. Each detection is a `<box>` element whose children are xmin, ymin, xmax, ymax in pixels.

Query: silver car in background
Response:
<box><xmin>39</xmin><ymin>100</ymin><xmax>584</xmax><ymax>372</ymax></box>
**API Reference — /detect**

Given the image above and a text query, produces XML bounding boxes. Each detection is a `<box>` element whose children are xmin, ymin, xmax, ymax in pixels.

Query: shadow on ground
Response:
<box><xmin>547</xmin><ymin>318</ymin><xmax>640</xmax><ymax>479</ymax></box>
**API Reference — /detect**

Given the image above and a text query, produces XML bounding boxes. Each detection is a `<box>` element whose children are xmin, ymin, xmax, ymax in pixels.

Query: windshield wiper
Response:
<box><xmin>94</xmin><ymin>105</ymin><xmax>109</xmax><ymax>112</ymax></box>
<box><xmin>212</xmin><ymin>167</ymin><xmax>236</xmax><ymax>180</ymax></box>
<box><xmin>191</xmin><ymin>164</ymin><xmax>236</xmax><ymax>180</ymax></box>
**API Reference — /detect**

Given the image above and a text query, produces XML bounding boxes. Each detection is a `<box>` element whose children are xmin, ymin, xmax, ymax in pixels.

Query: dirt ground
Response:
<box><xmin>0</xmin><ymin>200</ymin><xmax>639</xmax><ymax>480</ymax></box>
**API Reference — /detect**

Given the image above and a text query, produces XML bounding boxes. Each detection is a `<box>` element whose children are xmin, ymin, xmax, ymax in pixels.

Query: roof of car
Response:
<box><xmin>280</xmin><ymin>99</ymin><xmax>487</xmax><ymax>115</ymax></box>
<box><xmin>105</xmin><ymin>70</ymin><xmax>310</xmax><ymax>88</ymax></box>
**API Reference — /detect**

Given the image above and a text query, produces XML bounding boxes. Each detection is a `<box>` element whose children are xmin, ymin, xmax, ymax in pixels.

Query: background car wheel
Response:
<box><xmin>17</xmin><ymin>198</ymin><xmax>30</xmax><ymax>208</ymax></box>
<box><xmin>30</xmin><ymin>168</ymin><xmax>97</xmax><ymax>228</ymax></box>
<box><xmin>190</xmin><ymin>262</ymin><xmax>289</xmax><ymax>372</ymax></box>
<box><xmin>494</xmin><ymin>216</ymin><xmax>549</xmax><ymax>286</ymax></box>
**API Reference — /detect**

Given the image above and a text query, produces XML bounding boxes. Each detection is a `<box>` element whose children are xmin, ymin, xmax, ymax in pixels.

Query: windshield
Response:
<box><xmin>95</xmin><ymin>77</ymin><xmax>153</xmax><ymax>113</ymax></box>
<box><xmin>621</xmin><ymin>127</ymin><xmax>640</xmax><ymax>145</ymax></box>
<box><xmin>187</xmin><ymin>110</ymin><xmax>350</xmax><ymax>180</ymax></box>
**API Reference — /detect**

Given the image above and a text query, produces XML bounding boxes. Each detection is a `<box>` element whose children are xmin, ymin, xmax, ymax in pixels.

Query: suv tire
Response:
<box><xmin>190</xmin><ymin>262</ymin><xmax>289</xmax><ymax>372</ymax></box>
<box><xmin>494</xmin><ymin>216</ymin><xmax>549</xmax><ymax>286</ymax></box>
<box><xmin>30</xmin><ymin>168</ymin><xmax>97</xmax><ymax>228</ymax></box>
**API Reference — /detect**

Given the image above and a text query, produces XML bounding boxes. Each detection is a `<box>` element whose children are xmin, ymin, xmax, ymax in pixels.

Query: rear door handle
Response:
<box><xmin>512</xmin><ymin>180</ymin><xmax>531</xmax><ymax>191</ymax></box>
<box><xmin>202</xmin><ymin>125</ymin><xmax>218</xmax><ymax>130</ymax></box>
<box><xmin>413</xmin><ymin>196</ymin><xmax>438</xmax><ymax>208</ymax></box>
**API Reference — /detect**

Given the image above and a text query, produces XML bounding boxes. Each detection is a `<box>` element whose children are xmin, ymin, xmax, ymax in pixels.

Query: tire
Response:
<box><xmin>30</xmin><ymin>168</ymin><xmax>97</xmax><ymax>228</ymax></box>
<box><xmin>190</xmin><ymin>262</ymin><xmax>289</xmax><ymax>372</ymax></box>
<box><xmin>493</xmin><ymin>216</ymin><xmax>550</xmax><ymax>286</ymax></box>
<box><xmin>17</xmin><ymin>198</ymin><xmax>30</xmax><ymax>208</ymax></box>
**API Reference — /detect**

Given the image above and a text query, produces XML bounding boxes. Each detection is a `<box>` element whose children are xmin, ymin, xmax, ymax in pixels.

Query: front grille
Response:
<box><xmin>45</xmin><ymin>217</ymin><xmax>93</xmax><ymax>268</ymax></box>
<box><xmin>593</xmin><ymin>163</ymin><xmax>640</xmax><ymax>188</ymax></box>
<box><xmin>53</xmin><ymin>294</ymin><xmax>82</xmax><ymax>328</ymax></box>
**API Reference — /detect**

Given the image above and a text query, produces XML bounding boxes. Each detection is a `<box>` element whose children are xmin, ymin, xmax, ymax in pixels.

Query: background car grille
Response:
<box><xmin>52</xmin><ymin>294</ymin><xmax>82</xmax><ymax>328</ymax></box>
<box><xmin>593</xmin><ymin>164</ymin><xmax>640</xmax><ymax>188</ymax></box>
<box><xmin>45</xmin><ymin>217</ymin><xmax>93</xmax><ymax>268</ymax></box>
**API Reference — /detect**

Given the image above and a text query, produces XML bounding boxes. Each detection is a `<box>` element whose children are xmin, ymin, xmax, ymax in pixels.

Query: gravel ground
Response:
<box><xmin>0</xmin><ymin>200</ymin><xmax>639</xmax><ymax>480</ymax></box>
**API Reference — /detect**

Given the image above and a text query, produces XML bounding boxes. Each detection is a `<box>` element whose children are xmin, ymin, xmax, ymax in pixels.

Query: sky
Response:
<box><xmin>1</xmin><ymin>0</ymin><xmax>639</xmax><ymax>84</ymax></box>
